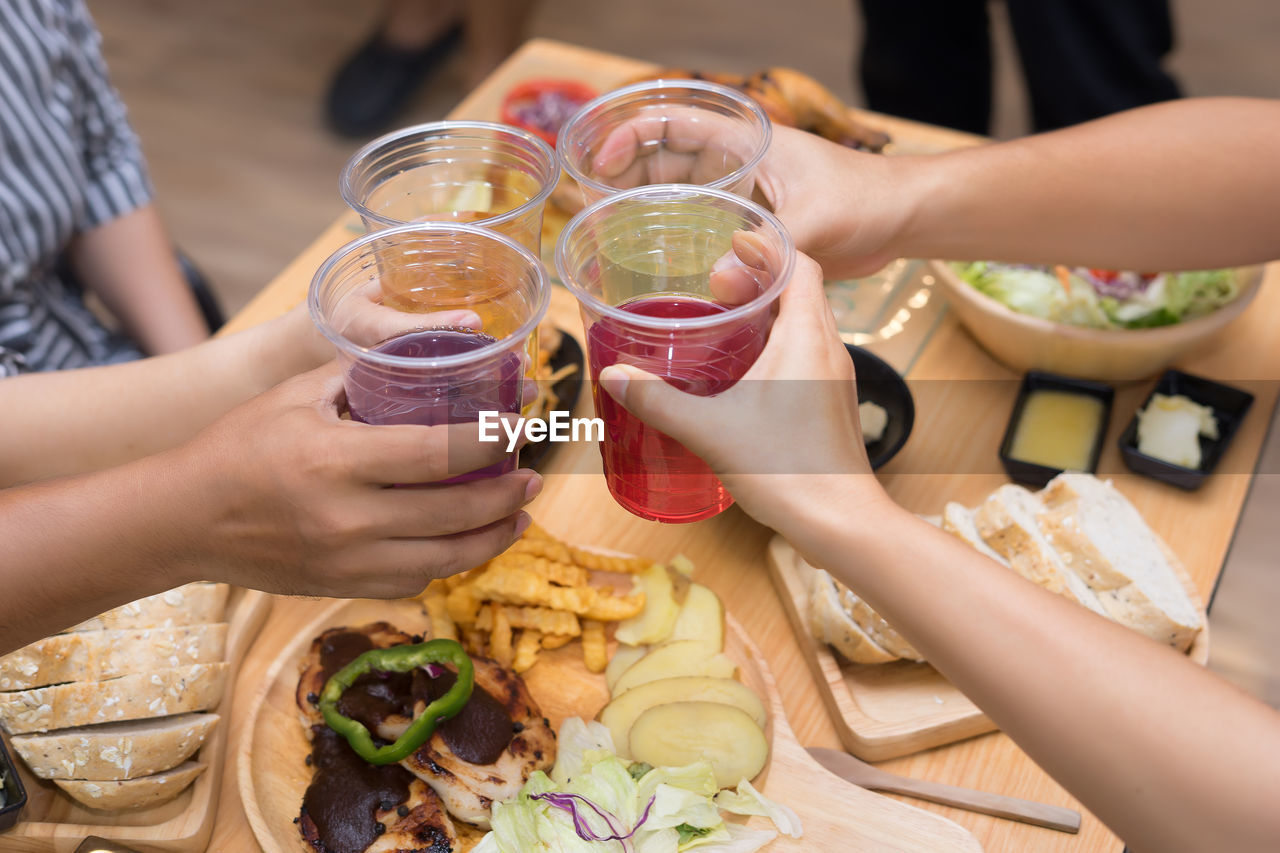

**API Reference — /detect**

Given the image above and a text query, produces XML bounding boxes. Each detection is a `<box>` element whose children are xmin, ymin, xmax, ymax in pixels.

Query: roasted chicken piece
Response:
<box><xmin>296</xmin><ymin>624</ymin><xmax>556</xmax><ymax>835</ymax></box>
<box><xmin>299</xmin><ymin>764</ymin><xmax>459</xmax><ymax>853</ymax></box>
<box><xmin>628</xmin><ymin>66</ymin><xmax>892</xmax><ymax>153</ymax></box>
<box><xmin>399</xmin><ymin>656</ymin><xmax>556</xmax><ymax>828</ymax></box>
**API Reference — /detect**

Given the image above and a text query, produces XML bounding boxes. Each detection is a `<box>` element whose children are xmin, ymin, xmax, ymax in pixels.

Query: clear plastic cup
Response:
<box><xmin>557</xmin><ymin>79</ymin><xmax>772</xmax><ymax>207</ymax></box>
<box><xmin>556</xmin><ymin>185</ymin><xmax>795</xmax><ymax>523</ymax></box>
<box><xmin>310</xmin><ymin>222</ymin><xmax>549</xmax><ymax>480</ymax></box>
<box><xmin>340</xmin><ymin>121</ymin><xmax>558</xmax><ymax>257</ymax></box>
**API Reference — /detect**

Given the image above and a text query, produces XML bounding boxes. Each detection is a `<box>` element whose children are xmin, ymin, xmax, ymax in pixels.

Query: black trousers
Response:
<box><xmin>857</xmin><ymin>0</ymin><xmax>1182</xmax><ymax>134</ymax></box>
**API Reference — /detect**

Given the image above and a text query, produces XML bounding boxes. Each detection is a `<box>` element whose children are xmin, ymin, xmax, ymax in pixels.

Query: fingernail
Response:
<box><xmin>513</xmin><ymin>511</ymin><xmax>533</xmax><ymax>538</ymax></box>
<box><xmin>599</xmin><ymin>365</ymin><xmax>629</xmax><ymax>402</ymax></box>
<box><xmin>523</xmin><ymin>473</ymin><xmax>544</xmax><ymax>502</ymax></box>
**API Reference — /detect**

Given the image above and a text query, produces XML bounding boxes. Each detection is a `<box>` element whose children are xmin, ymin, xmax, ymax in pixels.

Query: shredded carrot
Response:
<box><xmin>1054</xmin><ymin>265</ymin><xmax>1072</xmax><ymax>294</ymax></box>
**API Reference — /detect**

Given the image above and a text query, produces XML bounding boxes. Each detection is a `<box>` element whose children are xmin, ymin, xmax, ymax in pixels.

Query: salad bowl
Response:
<box><xmin>929</xmin><ymin>261</ymin><xmax>1264</xmax><ymax>381</ymax></box>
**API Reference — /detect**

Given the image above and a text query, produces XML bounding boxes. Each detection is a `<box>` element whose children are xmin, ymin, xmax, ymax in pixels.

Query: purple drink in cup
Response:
<box><xmin>310</xmin><ymin>222</ymin><xmax>549</xmax><ymax>481</ymax></box>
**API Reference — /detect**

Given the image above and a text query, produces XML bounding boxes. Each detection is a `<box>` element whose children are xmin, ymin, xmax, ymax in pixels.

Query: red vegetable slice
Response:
<box><xmin>500</xmin><ymin>79</ymin><xmax>598</xmax><ymax>146</ymax></box>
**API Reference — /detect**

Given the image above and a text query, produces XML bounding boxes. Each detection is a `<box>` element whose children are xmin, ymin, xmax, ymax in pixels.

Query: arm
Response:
<box><xmin>62</xmin><ymin>0</ymin><xmax>207</xmax><ymax>353</ymax></box>
<box><xmin>754</xmin><ymin>97</ymin><xmax>1280</xmax><ymax>277</ymax></box>
<box><xmin>0</xmin><ymin>305</ymin><xmax>326</xmax><ymax>486</ymax></box>
<box><xmin>597</xmin><ymin>259</ymin><xmax>1280</xmax><ymax>852</ymax></box>
<box><xmin>0</xmin><ymin>363</ymin><xmax>540</xmax><ymax>653</ymax></box>
<box><xmin>67</xmin><ymin>204</ymin><xmax>210</xmax><ymax>354</ymax></box>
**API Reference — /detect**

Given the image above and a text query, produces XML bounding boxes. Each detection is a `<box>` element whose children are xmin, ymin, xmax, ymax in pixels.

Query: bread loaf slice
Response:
<box><xmin>55</xmin><ymin>761</ymin><xmax>205</xmax><ymax>811</ymax></box>
<box><xmin>10</xmin><ymin>713</ymin><xmax>218</xmax><ymax>781</ymax></box>
<box><xmin>65</xmin><ymin>584</ymin><xmax>228</xmax><ymax>633</ymax></box>
<box><xmin>835</xmin><ymin>582</ymin><xmax>924</xmax><ymax>662</ymax></box>
<box><xmin>941</xmin><ymin>503</ymin><xmax>1010</xmax><ymax>566</ymax></box>
<box><xmin>0</xmin><ymin>663</ymin><xmax>227</xmax><ymax>735</ymax></box>
<box><xmin>0</xmin><ymin>624</ymin><xmax>227</xmax><ymax>691</ymax></box>
<box><xmin>808</xmin><ymin>569</ymin><xmax>899</xmax><ymax>664</ymax></box>
<box><xmin>1036</xmin><ymin>474</ymin><xmax>1202</xmax><ymax>651</ymax></box>
<box><xmin>974</xmin><ymin>485</ymin><xmax>1112</xmax><ymax>618</ymax></box>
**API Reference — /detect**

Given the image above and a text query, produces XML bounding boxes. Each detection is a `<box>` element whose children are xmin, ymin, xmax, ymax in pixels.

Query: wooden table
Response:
<box><xmin>208</xmin><ymin>38</ymin><xmax>1280</xmax><ymax>853</ymax></box>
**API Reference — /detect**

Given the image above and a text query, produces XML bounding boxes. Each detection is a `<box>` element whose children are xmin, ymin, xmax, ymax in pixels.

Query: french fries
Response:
<box><xmin>418</xmin><ymin>523</ymin><xmax>658</xmax><ymax>675</ymax></box>
<box><xmin>582</xmin><ymin>620</ymin><xmax>607</xmax><ymax>673</ymax></box>
<box><xmin>513</xmin><ymin>629</ymin><xmax>542</xmax><ymax>673</ymax></box>
<box><xmin>489</xmin><ymin>603</ymin><xmax>513</xmax><ymax>667</ymax></box>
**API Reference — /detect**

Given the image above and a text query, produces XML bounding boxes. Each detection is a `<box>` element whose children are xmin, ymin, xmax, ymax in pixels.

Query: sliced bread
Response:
<box><xmin>0</xmin><ymin>663</ymin><xmax>227</xmax><ymax>735</ymax></box>
<box><xmin>10</xmin><ymin>713</ymin><xmax>218</xmax><ymax>781</ymax></box>
<box><xmin>55</xmin><ymin>761</ymin><xmax>205</xmax><ymax>811</ymax></box>
<box><xmin>1036</xmin><ymin>474</ymin><xmax>1202</xmax><ymax>650</ymax></box>
<box><xmin>65</xmin><ymin>584</ymin><xmax>228</xmax><ymax>633</ymax></box>
<box><xmin>974</xmin><ymin>485</ymin><xmax>1112</xmax><ymax>617</ymax></box>
<box><xmin>808</xmin><ymin>569</ymin><xmax>899</xmax><ymax>664</ymax></box>
<box><xmin>941</xmin><ymin>502</ymin><xmax>1010</xmax><ymax>566</ymax></box>
<box><xmin>0</xmin><ymin>624</ymin><xmax>228</xmax><ymax>691</ymax></box>
<box><xmin>834</xmin><ymin>582</ymin><xmax>924</xmax><ymax>662</ymax></box>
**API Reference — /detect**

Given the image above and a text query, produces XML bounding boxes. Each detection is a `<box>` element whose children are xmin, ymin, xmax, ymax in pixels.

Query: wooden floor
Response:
<box><xmin>90</xmin><ymin>0</ymin><xmax>1280</xmax><ymax>709</ymax></box>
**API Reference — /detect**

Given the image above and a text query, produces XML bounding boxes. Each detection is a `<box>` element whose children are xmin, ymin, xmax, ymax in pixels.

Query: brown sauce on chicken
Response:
<box><xmin>302</xmin><ymin>630</ymin><xmax>513</xmax><ymax>851</ymax></box>
<box><xmin>415</xmin><ymin>669</ymin><xmax>513</xmax><ymax>765</ymax></box>
<box><xmin>302</xmin><ymin>725</ymin><xmax>415</xmax><ymax>853</ymax></box>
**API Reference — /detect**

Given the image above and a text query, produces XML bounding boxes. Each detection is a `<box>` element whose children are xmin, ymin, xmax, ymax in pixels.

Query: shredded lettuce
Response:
<box><xmin>480</xmin><ymin>717</ymin><xmax>802</xmax><ymax>852</ymax></box>
<box><xmin>955</xmin><ymin>262</ymin><xmax>1240</xmax><ymax>330</ymax></box>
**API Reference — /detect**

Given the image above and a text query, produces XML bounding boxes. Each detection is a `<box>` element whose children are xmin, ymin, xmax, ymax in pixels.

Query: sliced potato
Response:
<box><xmin>614</xmin><ymin>563</ymin><xmax>679</xmax><ymax>645</ymax></box>
<box><xmin>667</xmin><ymin>582</ymin><xmax>725</xmax><ymax>651</ymax></box>
<box><xmin>629</xmin><ymin>701</ymin><xmax>769</xmax><ymax>789</ymax></box>
<box><xmin>598</xmin><ymin>676</ymin><xmax>767</xmax><ymax>758</ymax></box>
<box><xmin>611</xmin><ymin>640</ymin><xmax>735</xmax><ymax>697</ymax></box>
<box><xmin>605</xmin><ymin>644</ymin><xmax>648</xmax><ymax>692</ymax></box>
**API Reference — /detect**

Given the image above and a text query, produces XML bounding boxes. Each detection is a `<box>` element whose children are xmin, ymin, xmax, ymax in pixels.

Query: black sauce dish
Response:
<box><xmin>0</xmin><ymin>734</ymin><xmax>27</xmax><ymax>832</ymax></box>
<box><xmin>847</xmin><ymin>345</ymin><xmax>915</xmax><ymax>470</ymax></box>
<box><xmin>998</xmin><ymin>371</ymin><xmax>1115</xmax><ymax>488</ymax></box>
<box><xmin>1118</xmin><ymin>369</ymin><xmax>1255</xmax><ymax>490</ymax></box>
<box><xmin>520</xmin><ymin>331</ymin><xmax>585</xmax><ymax>472</ymax></box>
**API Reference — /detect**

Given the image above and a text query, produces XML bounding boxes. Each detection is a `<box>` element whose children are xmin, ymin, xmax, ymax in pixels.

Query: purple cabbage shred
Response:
<box><xmin>530</xmin><ymin>791</ymin><xmax>657</xmax><ymax>850</ymax></box>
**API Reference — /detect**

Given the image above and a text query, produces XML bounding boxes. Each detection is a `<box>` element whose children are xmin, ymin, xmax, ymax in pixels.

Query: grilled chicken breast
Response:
<box><xmin>300</xmin><ymin>777</ymin><xmax>458</xmax><ymax>853</ymax></box>
<box><xmin>400</xmin><ymin>657</ymin><xmax>556</xmax><ymax>828</ymax></box>
<box><xmin>296</xmin><ymin>624</ymin><xmax>556</xmax><ymax>835</ymax></box>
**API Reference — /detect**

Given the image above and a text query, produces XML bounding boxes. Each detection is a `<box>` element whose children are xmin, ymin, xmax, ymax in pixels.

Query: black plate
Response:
<box><xmin>847</xmin><ymin>345</ymin><xmax>915</xmax><ymax>470</ymax></box>
<box><xmin>0</xmin><ymin>734</ymin><xmax>27</xmax><ymax>832</ymax></box>
<box><xmin>998</xmin><ymin>371</ymin><xmax>1115</xmax><ymax>488</ymax></box>
<box><xmin>1117</xmin><ymin>369</ymin><xmax>1254</xmax><ymax>490</ymax></box>
<box><xmin>521</xmin><ymin>331</ymin><xmax>586</xmax><ymax>472</ymax></box>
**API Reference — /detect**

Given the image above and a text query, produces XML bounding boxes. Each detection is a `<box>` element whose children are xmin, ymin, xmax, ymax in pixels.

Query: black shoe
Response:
<box><xmin>325</xmin><ymin>24</ymin><xmax>463</xmax><ymax>139</ymax></box>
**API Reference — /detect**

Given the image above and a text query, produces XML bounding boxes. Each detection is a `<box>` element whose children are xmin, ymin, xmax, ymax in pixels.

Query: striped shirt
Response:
<box><xmin>0</xmin><ymin>0</ymin><xmax>151</xmax><ymax>377</ymax></box>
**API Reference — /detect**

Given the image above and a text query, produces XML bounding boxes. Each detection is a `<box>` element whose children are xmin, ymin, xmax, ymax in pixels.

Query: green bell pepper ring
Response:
<box><xmin>320</xmin><ymin>638</ymin><xmax>474</xmax><ymax>765</ymax></box>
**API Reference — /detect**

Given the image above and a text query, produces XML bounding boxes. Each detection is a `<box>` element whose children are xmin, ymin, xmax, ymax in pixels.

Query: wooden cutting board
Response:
<box><xmin>238</xmin><ymin>596</ymin><xmax>984</xmax><ymax>853</ymax></box>
<box><xmin>766</xmin><ymin>535</ymin><xmax>1209</xmax><ymax>762</ymax></box>
<box><xmin>3</xmin><ymin>587</ymin><xmax>272</xmax><ymax>852</ymax></box>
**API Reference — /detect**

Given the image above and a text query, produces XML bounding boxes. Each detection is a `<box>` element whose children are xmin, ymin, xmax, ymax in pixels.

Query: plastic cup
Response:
<box><xmin>340</xmin><ymin>121</ymin><xmax>558</xmax><ymax>259</ymax></box>
<box><xmin>557</xmin><ymin>79</ymin><xmax>772</xmax><ymax>207</ymax></box>
<box><xmin>556</xmin><ymin>185</ymin><xmax>795</xmax><ymax>523</ymax></box>
<box><xmin>310</xmin><ymin>222</ymin><xmax>549</xmax><ymax>480</ymax></box>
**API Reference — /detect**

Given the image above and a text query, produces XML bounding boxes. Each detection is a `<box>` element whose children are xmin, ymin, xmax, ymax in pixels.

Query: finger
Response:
<box><xmin>367</xmin><ymin>468</ymin><xmax>542</xmax><ymax>538</ymax></box>
<box><xmin>354</xmin><ymin>512</ymin><xmax>534</xmax><ymax>598</ymax></box>
<box><xmin>593</xmin><ymin>111</ymin><xmax>741</xmax><ymax>177</ymax></box>
<box><xmin>597</xmin><ymin>363</ymin><xmax>712</xmax><ymax>441</ymax></box>
<box><xmin>710</xmin><ymin>230</ymin><xmax>785</xmax><ymax>305</ymax></box>
<box><xmin>340</xmin><ymin>415</ymin><xmax>528</xmax><ymax>483</ymax></box>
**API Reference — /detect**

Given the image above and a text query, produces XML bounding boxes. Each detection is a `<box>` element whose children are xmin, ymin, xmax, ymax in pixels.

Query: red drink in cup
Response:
<box><xmin>310</xmin><ymin>222</ymin><xmax>549</xmax><ymax>481</ymax></box>
<box><xmin>557</xmin><ymin>186</ymin><xmax>795</xmax><ymax>523</ymax></box>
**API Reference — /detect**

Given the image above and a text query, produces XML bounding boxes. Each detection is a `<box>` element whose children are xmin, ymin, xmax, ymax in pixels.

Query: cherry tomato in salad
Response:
<box><xmin>500</xmin><ymin>79</ymin><xmax>598</xmax><ymax>147</ymax></box>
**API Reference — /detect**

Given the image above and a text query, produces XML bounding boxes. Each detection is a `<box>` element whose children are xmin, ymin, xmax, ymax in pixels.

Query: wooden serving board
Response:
<box><xmin>238</xmin><ymin>596</ymin><xmax>983</xmax><ymax>853</ymax></box>
<box><xmin>767</xmin><ymin>535</ymin><xmax>1210</xmax><ymax>762</ymax></box>
<box><xmin>3</xmin><ymin>587</ymin><xmax>272</xmax><ymax>852</ymax></box>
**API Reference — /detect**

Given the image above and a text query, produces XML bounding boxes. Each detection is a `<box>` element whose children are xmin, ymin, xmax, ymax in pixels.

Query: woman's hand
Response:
<box><xmin>593</xmin><ymin>119</ymin><xmax>916</xmax><ymax>279</ymax></box>
<box><xmin>174</xmin><ymin>362</ymin><xmax>539</xmax><ymax>598</ymax></box>
<box><xmin>596</xmin><ymin>252</ymin><xmax>892</xmax><ymax>530</ymax></box>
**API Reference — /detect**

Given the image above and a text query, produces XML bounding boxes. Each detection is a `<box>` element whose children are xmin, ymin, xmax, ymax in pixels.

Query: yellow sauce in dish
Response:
<box><xmin>1009</xmin><ymin>390</ymin><xmax>1105</xmax><ymax>471</ymax></box>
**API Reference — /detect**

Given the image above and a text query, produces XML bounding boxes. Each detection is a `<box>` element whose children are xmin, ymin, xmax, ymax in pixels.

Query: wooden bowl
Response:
<box><xmin>929</xmin><ymin>261</ymin><xmax>1265</xmax><ymax>381</ymax></box>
